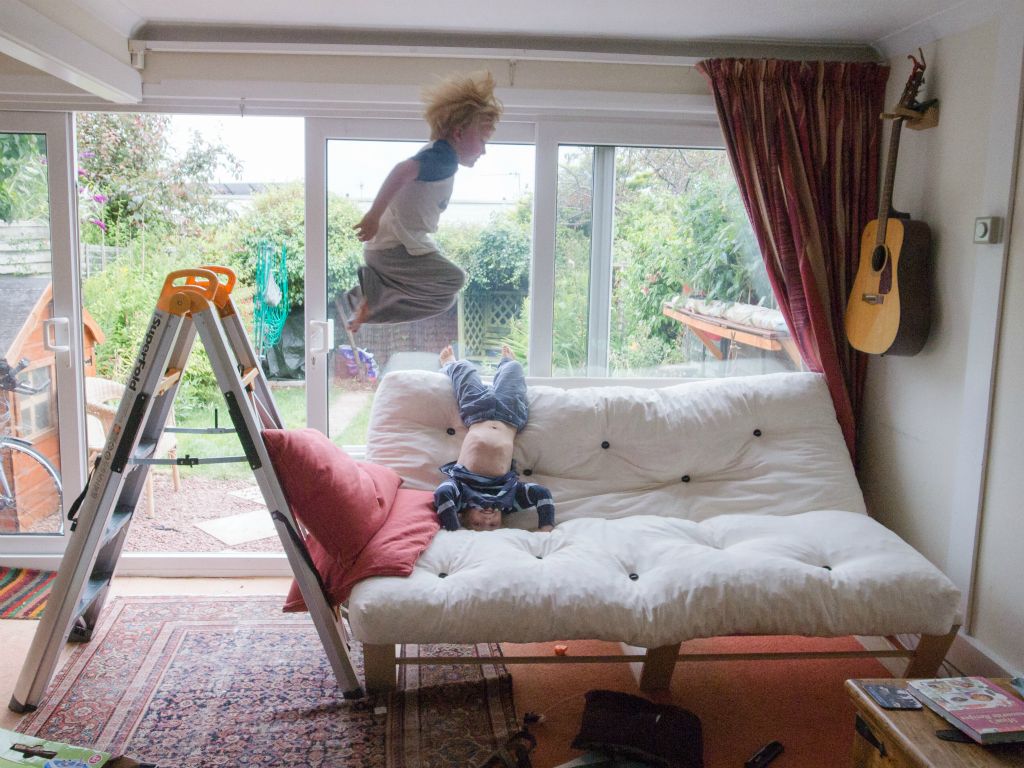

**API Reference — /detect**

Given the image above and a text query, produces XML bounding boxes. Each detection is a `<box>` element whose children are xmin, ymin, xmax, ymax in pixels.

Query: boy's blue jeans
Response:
<box><xmin>443</xmin><ymin>358</ymin><xmax>528</xmax><ymax>431</ymax></box>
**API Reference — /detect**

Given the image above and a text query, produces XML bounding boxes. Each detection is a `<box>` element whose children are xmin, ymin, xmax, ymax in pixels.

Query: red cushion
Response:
<box><xmin>283</xmin><ymin>487</ymin><xmax>439</xmax><ymax>611</ymax></box>
<box><xmin>262</xmin><ymin>428</ymin><xmax>401</xmax><ymax>571</ymax></box>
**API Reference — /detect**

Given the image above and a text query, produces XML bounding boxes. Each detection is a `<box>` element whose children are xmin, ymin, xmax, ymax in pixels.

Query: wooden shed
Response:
<box><xmin>0</xmin><ymin>276</ymin><xmax>104</xmax><ymax>532</ymax></box>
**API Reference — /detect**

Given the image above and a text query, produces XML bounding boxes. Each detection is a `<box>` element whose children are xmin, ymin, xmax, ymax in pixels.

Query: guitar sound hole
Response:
<box><xmin>871</xmin><ymin>244</ymin><xmax>888</xmax><ymax>272</ymax></box>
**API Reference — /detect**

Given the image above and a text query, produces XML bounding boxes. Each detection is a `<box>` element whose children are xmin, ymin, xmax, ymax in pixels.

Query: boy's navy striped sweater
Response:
<box><xmin>433</xmin><ymin>461</ymin><xmax>555</xmax><ymax>531</ymax></box>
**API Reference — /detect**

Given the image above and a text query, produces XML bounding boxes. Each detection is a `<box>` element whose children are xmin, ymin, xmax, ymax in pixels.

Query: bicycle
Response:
<box><xmin>0</xmin><ymin>357</ymin><xmax>63</xmax><ymax>534</ymax></box>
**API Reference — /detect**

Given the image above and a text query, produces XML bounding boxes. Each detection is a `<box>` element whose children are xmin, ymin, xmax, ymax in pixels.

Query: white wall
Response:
<box><xmin>973</xmin><ymin>138</ymin><xmax>1024</xmax><ymax>672</ymax></box>
<box><xmin>860</xmin><ymin>15</ymin><xmax>1023</xmax><ymax>674</ymax></box>
<box><xmin>860</xmin><ymin>21</ymin><xmax>997</xmax><ymax>563</ymax></box>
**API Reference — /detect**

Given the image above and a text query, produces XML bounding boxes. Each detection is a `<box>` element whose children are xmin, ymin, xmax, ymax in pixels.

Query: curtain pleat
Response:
<box><xmin>697</xmin><ymin>58</ymin><xmax>888</xmax><ymax>461</ymax></box>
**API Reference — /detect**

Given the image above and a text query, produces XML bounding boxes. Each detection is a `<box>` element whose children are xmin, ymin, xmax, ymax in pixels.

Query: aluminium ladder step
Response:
<box><xmin>8</xmin><ymin>265</ymin><xmax>364</xmax><ymax>715</ymax></box>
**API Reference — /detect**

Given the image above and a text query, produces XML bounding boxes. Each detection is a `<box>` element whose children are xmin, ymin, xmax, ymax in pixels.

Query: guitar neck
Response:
<box><xmin>875</xmin><ymin>118</ymin><xmax>905</xmax><ymax>246</ymax></box>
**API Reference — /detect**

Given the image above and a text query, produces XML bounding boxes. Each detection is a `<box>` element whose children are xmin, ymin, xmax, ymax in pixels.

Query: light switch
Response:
<box><xmin>974</xmin><ymin>216</ymin><xmax>1002</xmax><ymax>244</ymax></box>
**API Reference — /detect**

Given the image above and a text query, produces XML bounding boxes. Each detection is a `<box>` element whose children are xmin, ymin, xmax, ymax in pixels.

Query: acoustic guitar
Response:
<box><xmin>845</xmin><ymin>52</ymin><xmax>933</xmax><ymax>356</ymax></box>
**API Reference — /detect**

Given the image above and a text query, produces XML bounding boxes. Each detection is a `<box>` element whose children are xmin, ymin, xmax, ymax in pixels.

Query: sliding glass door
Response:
<box><xmin>0</xmin><ymin>111</ymin><xmax>86</xmax><ymax>558</ymax></box>
<box><xmin>305</xmin><ymin>118</ymin><xmax>536</xmax><ymax>445</ymax></box>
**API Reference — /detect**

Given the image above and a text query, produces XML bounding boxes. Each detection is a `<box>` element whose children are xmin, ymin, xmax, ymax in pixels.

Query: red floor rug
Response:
<box><xmin>0</xmin><ymin>566</ymin><xmax>54</xmax><ymax>619</ymax></box>
<box><xmin>17</xmin><ymin>596</ymin><xmax>518</xmax><ymax>768</ymax></box>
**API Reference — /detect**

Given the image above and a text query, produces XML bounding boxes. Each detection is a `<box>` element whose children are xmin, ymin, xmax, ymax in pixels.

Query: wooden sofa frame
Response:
<box><xmin>359</xmin><ymin>627</ymin><xmax>960</xmax><ymax>694</ymax></box>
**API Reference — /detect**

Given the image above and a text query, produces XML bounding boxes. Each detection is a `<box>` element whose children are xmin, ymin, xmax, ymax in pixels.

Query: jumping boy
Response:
<box><xmin>433</xmin><ymin>345</ymin><xmax>555</xmax><ymax>532</ymax></box>
<box><xmin>342</xmin><ymin>71</ymin><xmax>503</xmax><ymax>331</ymax></box>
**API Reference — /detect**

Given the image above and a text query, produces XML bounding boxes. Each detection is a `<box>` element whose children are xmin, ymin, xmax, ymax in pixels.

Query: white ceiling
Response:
<box><xmin>2</xmin><ymin>0</ymin><xmax>1001</xmax><ymax>106</ymax></box>
<box><xmin>78</xmin><ymin>0</ymin><xmax>988</xmax><ymax>50</ymax></box>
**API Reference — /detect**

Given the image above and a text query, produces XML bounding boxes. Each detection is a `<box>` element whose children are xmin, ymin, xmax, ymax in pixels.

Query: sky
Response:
<box><xmin>167</xmin><ymin>114</ymin><xmax>534</xmax><ymax>213</ymax></box>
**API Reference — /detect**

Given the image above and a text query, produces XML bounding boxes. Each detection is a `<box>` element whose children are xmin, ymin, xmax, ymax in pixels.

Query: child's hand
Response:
<box><xmin>353</xmin><ymin>214</ymin><xmax>379</xmax><ymax>242</ymax></box>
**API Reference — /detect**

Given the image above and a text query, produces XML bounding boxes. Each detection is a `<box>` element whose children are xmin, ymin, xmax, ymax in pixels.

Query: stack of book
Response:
<box><xmin>908</xmin><ymin>677</ymin><xmax>1024</xmax><ymax>745</ymax></box>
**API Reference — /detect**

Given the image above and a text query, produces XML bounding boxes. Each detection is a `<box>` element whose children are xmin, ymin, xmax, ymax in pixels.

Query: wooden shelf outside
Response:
<box><xmin>662</xmin><ymin>304</ymin><xmax>802</xmax><ymax>367</ymax></box>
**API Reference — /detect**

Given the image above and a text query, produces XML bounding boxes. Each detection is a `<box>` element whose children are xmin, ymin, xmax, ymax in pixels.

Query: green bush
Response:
<box><xmin>83</xmin><ymin>249</ymin><xmax>220</xmax><ymax>409</ymax></box>
<box><xmin>438</xmin><ymin>199</ymin><xmax>532</xmax><ymax>296</ymax></box>
<box><xmin>222</xmin><ymin>182</ymin><xmax>364</xmax><ymax>308</ymax></box>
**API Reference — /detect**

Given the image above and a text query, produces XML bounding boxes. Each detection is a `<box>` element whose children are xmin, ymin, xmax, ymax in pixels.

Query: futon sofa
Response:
<box><xmin>341</xmin><ymin>370</ymin><xmax>961</xmax><ymax>692</ymax></box>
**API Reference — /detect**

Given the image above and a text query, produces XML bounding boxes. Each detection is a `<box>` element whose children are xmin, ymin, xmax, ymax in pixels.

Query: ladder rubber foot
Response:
<box><xmin>69</xmin><ymin>626</ymin><xmax>93</xmax><ymax>643</ymax></box>
<box><xmin>342</xmin><ymin>686</ymin><xmax>365</xmax><ymax>700</ymax></box>
<box><xmin>8</xmin><ymin>696</ymin><xmax>36</xmax><ymax>714</ymax></box>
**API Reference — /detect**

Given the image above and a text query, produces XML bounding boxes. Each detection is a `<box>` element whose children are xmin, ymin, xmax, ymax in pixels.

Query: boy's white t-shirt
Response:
<box><xmin>368</xmin><ymin>140</ymin><xmax>458</xmax><ymax>256</ymax></box>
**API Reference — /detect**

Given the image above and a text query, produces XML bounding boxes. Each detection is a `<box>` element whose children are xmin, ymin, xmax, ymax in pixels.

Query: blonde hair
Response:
<box><xmin>423</xmin><ymin>70</ymin><xmax>503</xmax><ymax>141</ymax></box>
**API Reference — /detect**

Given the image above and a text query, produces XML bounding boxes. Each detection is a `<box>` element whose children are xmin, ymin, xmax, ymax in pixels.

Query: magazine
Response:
<box><xmin>907</xmin><ymin>677</ymin><xmax>1024</xmax><ymax>745</ymax></box>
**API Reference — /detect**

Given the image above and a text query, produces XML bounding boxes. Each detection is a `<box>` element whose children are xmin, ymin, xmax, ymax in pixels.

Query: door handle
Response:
<box><xmin>308</xmin><ymin>319</ymin><xmax>335</xmax><ymax>357</ymax></box>
<box><xmin>42</xmin><ymin>317</ymin><xmax>71</xmax><ymax>366</ymax></box>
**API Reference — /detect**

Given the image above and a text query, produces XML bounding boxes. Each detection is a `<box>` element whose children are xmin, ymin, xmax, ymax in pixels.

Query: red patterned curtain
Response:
<box><xmin>697</xmin><ymin>59</ymin><xmax>888</xmax><ymax>462</ymax></box>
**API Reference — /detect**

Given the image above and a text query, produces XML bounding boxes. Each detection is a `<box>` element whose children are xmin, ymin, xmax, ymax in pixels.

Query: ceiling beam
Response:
<box><xmin>0</xmin><ymin>0</ymin><xmax>141</xmax><ymax>103</ymax></box>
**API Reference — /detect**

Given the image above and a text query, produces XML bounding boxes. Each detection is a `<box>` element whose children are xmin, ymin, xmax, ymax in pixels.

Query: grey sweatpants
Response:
<box><xmin>343</xmin><ymin>244</ymin><xmax>466</xmax><ymax>325</ymax></box>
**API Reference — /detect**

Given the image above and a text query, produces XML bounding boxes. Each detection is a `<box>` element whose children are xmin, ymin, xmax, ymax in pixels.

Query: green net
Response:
<box><xmin>253</xmin><ymin>240</ymin><xmax>289</xmax><ymax>357</ymax></box>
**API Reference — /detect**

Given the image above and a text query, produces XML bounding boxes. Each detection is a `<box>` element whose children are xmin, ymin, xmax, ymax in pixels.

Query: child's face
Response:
<box><xmin>461</xmin><ymin>505</ymin><xmax>502</xmax><ymax>531</ymax></box>
<box><xmin>451</xmin><ymin>120</ymin><xmax>494</xmax><ymax>167</ymax></box>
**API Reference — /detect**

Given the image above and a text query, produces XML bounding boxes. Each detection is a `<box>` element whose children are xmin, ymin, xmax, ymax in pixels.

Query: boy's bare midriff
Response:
<box><xmin>457</xmin><ymin>419</ymin><xmax>517</xmax><ymax>477</ymax></box>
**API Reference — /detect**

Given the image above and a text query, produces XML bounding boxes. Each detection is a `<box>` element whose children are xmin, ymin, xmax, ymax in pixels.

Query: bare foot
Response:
<box><xmin>347</xmin><ymin>300</ymin><xmax>370</xmax><ymax>332</ymax></box>
<box><xmin>439</xmin><ymin>345</ymin><xmax>456</xmax><ymax>367</ymax></box>
<box><xmin>501</xmin><ymin>344</ymin><xmax>515</xmax><ymax>361</ymax></box>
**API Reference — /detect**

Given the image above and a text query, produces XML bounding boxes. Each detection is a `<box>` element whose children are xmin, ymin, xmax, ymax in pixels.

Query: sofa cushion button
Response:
<box><xmin>438</xmin><ymin>572</ymin><xmax>448</xmax><ymax>578</ymax></box>
<box><xmin>536</xmin><ymin>555</ymin><xmax>543</xmax><ymax>560</ymax></box>
<box><xmin>446</xmin><ymin>427</ymin><xmax>457</xmax><ymax>435</ymax></box>
<box><xmin>753</xmin><ymin>428</ymin><xmax>762</xmax><ymax>437</ymax></box>
<box><xmin>822</xmin><ymin>565</ymin><xmax>832</xmax><ymax>571</ymax></box>
<box><xmin>523</xmin><ymin>469</ymin><xmax>533</xmax><ymax>476</ymax></box>
<box><xmin>681</xmin><ymin>475</ymin><xmax>691</xmax><ymax>483</ymax></box>
<box><xmin>601</xmin><ymin>441</ymin><xmax>610</xmax><ymax>449</ymax></box>
<box><xmin>628</xmin><ymin>573</ymin><xmax>639</xmax><ymax>581</ymax></box>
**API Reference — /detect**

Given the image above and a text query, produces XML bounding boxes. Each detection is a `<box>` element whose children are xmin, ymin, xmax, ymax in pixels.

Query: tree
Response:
<box><xmin>75</xmin><ymin>113</ymin><xmax>240</xmax><ymax>246</ymax></box>
<box><xmin>438</xmin><ymin>197</ymin><xmax>532</xmax><ymax>297</ymax></box>
<box><xmin>0</xmin><ymin>133</ymin><xmax>48</xmax><ymax>223</ymax></box>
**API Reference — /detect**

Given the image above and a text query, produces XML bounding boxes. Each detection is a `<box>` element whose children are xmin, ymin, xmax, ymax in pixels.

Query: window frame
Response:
<box><xmin>530</xmin><ymin>117</ymin><xmax>728</xmax><ymax>376</ymax></box>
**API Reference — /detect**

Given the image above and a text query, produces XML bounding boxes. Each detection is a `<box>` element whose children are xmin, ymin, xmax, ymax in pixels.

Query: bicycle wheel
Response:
<box><xmin>0</xmin><ymin>438</ymin><xmax>63</xmax><ymax>534</ymax></box>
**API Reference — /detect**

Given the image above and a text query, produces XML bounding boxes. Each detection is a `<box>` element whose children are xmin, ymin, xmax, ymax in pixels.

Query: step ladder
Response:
<box><xmin>9</xmin><ymin>266</ymin><xmax>364</xmax><ymax>713</ymax></box>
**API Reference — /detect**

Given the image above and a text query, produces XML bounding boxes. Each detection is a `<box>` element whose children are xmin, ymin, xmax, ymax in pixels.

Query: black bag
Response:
<box><xmin>570</xmin><ymin>690</ymin><xmax>703</xmax><ymax>768</ymax></box>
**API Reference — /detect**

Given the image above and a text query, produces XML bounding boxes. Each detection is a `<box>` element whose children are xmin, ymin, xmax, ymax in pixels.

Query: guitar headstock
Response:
<box><xmin>897</xmin><ymin>49</ymin><xmax>927</xmax><ymax>112</ymax></box>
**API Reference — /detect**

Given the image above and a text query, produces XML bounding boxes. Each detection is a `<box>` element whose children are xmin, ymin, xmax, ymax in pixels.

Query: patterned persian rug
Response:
<box><xmin>17</xmin><ymin>596</ymin><xmax>518</xmax><ymax>767</ymax></box>
<box><xmin>0</xmin><ymin>566</ymin><xmax>54</xmax><ymax>618</ymax></box>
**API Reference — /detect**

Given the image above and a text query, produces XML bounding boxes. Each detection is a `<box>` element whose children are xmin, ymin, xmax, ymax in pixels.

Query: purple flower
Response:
<box><xmin>88</xmin><ymin>218</ymin><xmax>107</xmax><ymax>232</ymax></box>
<box><xmin>92</xmin><ymin>194</ymin><xmax>108</xmax><ymax>204</ymax></box>
<box><xmin>79</xmin><ymin>151</ymin><xmax>95</xmax><ymax>159</ymax></box>
<box><xmin>77</xmin><ymin>168</ymin><xmax>86</xmax><ymax>177</ymax></box>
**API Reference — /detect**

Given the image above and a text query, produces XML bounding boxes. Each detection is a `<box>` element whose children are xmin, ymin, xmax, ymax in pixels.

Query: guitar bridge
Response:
<box><xmin>862</xmin><ymin>293</ymin><xmax>885</xmax><ymax>305</ymax></box>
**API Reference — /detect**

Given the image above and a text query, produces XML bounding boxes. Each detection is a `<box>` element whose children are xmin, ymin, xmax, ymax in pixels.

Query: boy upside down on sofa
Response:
<box><xmin>433</xmin><ymin>345</ymin><xmax>555</xmax><ymax>532</ymax></box>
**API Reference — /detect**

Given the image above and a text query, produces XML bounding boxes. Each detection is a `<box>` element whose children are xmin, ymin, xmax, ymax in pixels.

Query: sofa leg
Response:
<box><xmin>636</xmin><ymin>644</ymin><xmax>680</xmax><ymax>691</ymax></box>
<box><xmin>903</xmin><ymin>626</ymin><xmax>959</xmax><ymax>678</ymax></box>
<box><xmin>363</xmin><ymin>643</ymin><xmax>397</xmax><ymax>693</ymax></box>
